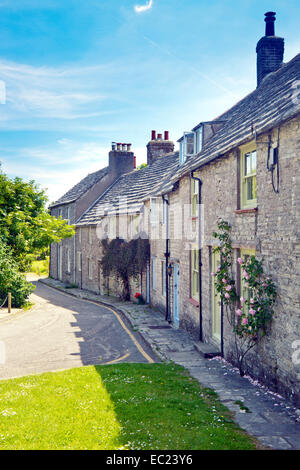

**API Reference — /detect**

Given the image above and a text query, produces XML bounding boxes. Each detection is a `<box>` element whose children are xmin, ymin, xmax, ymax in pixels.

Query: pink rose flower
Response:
<box><xmin>249</xmin><ymin>308</ymin><xmax>256</xmax><ymax>315</ymax></box>
<box><xmin>237</xmin><ymin>257</ymin><xmax>243</xmax><ymax>265</ymax></box>
<box><xmin>224</xmin><ymin>293</ymin><xmax>230</xmax><ymax>299</ymax></box>
<box><xmin>240</xmin><ymin>297</ymin><xmax>246</xmax><ymax>304</ymax></box>
<box><xmin>243</xmin><ymin>271</ymin><xmax>250</xmax><ymax>280</ymax></box>
<box><xmin>211</xmin><ymin>272</ymin><xmax>216</xmax><ymax>276</ymax></box>
<box><xmin>250</xmin><ymin>298</ymin><xmax>254</xmax><ymax>304</ymax></box>
<box><xmin>222</xmin><ymin>278</ymin><xmax>227</xmax><ymax>284</ymax></box>
<box><xmin>216</xmin><ymin>265</ymin><xmax>221</xmax><ymax>272</ymax></box>
<box><xmin>225</xmin><ymin>285</ymin><xmax>232</xmax><ymax>291</ymax></box>
<box><xmin>244</xmin><ymin>282</ymin><xmax>249</xmax><ymax>288</ymax></box>
<box><xmin>242</xmin><ymin>317</ymin><xmax>248</xmax><ymax>325</ymax></box>
<box><xmin>236</xmin><ymin>309</ymin><xmax>243</xmax><ymax>316</ymax></box>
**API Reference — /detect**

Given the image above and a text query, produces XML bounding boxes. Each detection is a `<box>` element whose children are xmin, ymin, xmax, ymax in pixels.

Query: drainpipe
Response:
<box><xmin>162</xmin><ymin>194</ymin><xmax>170</xmax><ymax>322</ymax></box>
<box><xmin>191</xmin><ymin>170</ymin><xmax>203</xmax><ymax>342</ymax></box>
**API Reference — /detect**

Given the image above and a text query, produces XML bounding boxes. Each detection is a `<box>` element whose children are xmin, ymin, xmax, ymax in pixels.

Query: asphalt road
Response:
<box><xmin>0</xmin><ymin>281</ymin><xmax>156</xmax><ymax>380</ymax></box>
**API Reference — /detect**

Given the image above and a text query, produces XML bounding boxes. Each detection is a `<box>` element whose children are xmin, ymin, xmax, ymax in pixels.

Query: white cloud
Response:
<box><xmin>134</xmin><ymin>0</ymin><xmax>153</xmax><ymax>14</ymax></box>
<box><xmin>1</xmin><ymin>139</ymin><xmax>148</xmax><ymax>203</ymax></box>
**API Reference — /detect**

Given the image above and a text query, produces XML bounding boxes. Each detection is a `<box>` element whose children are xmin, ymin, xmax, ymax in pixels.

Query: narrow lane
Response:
<box><xmin>0</xmin><ymin>281</ymin><xmax>156</xmax><ymax>379</ymax></box>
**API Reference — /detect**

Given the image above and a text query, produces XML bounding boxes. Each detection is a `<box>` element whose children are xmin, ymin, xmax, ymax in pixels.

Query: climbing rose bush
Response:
<box><xmin>234</xmin><ymin>255</ymin><xmax>277</xmax><ymax>338</ymax></box>
<box><xmin>212</xmin><ymin>219</ymin><xmax>237</xmax><ymax>305</ymax></box>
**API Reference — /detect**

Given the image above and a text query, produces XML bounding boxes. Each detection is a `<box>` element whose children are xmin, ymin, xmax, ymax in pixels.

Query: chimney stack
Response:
<box><xmin>147</xmin><ymin>130</ymin><xmax>174</xmax><ymax>165</ymax></box>
<box><xmin>109</xmin><ymin>141</ymin><xmax>135</xmax><ymax>176</ymax></box>
<box><xmin>256</xmin><ymin>12</ymin><xmax>284</xmax><ymax>87</ymax></box>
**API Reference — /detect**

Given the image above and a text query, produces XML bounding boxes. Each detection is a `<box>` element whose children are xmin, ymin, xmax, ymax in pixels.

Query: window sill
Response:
<box><xmin>235</xmin><ymin>207</ymin><xmax>258</xmax><ymax>214</ymax></box>
<box><xmin>188</xmin><ymin>297</ymin><xmax>199</xmax><ymax>308</ymax></box>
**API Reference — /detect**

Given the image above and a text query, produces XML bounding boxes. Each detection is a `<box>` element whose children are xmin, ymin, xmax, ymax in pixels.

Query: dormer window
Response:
<box><xmin>195</xmin><ymin>126</ymin><xmax>203</xmax><ymax>153</ymax></box>
<box><xmin>178</xmin><ymin>132</ymin><xmax>195</xmax><ymax>165</ymax></box>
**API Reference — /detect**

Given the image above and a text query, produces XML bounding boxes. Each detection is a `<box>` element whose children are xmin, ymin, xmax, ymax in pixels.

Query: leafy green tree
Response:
<box><xmin>0</xmin><ymin>171</ymin><xmax>75</xmax><ymax>270</ymax></box>
<box><xmin>0</xmin><ymin>239</ymin><xmax>35</xmax><ymax>308</ymax></box>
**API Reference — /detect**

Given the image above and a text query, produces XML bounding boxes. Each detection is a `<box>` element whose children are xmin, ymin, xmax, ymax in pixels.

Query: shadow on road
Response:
<box><xmin>31</xmin><ymin>280</ymin><xmax>154</xmax><ymax>367</ymax></box>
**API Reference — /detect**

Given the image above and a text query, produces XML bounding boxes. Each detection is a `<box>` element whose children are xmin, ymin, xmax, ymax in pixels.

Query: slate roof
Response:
<box><xmin>76</xmin><ymin>152</ymin><xmax>179</xmax><ymax>225</ymax></box>
<box><xmin>158</xmin><ymin>53</ymin><xmax>300</xmax><ymax>195</ymax></box>
<box><xmin>50</xmin><ymin>166</ymin><xmax>109</xmax><ymax>208</ymax></box>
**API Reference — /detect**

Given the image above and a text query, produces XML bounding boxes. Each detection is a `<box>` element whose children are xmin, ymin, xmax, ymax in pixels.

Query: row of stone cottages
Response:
<box><xmin>50</xmin><ymin>13</ymin><xmax>300</xmax><ymax>405</ymax></box>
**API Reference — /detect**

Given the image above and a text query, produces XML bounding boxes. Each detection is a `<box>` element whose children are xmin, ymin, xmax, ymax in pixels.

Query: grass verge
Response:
<box><xmin>0</xmin><ymin>363</ymin><xmax>260</xmax><ymax>450</ymax></box>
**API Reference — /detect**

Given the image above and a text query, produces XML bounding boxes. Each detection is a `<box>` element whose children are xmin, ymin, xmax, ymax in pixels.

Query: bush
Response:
<box><xmin>30</xmin><ymin>258</ymin><xmax>49</xmax><ymax>276</ymax></box>
<box><xmin>0</xmin><ymin>240</ymin><xmax>35</xmax><ymax>308</ymax></box>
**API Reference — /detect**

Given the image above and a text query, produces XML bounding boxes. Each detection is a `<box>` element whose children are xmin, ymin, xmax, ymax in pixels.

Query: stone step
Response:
<box><xmin>194</xmin><ymin>341</ymin><xmax>221</xmax><ymax>359</ymax></box>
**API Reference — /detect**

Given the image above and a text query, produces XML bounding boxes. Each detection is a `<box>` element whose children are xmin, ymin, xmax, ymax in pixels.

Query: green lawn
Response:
<box><xmin>0</xmin><ymin>363</ymin><xmax>260</xmax><ymax>450</ymax></box>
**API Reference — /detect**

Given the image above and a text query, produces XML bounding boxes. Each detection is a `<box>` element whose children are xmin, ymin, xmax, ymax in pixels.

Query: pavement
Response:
<box><xmin>2</xmin><ymin>275</ymin><xmax>300</xmax><ymax>450</ymax></box>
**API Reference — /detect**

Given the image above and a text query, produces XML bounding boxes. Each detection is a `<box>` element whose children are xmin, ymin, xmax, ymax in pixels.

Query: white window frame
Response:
<box><xmin>162</xmin><ymin>260</ymin><xmax>166</xmax><ymax>297</ymax></box>
<box><xmin>66</xmin><ymin>248</ymin><xmax>71</xmax><ymax>273</ymax></box>
<box><xmin>130</xmin><ymin>214</ymin><xmax>140</xmax><ymax>238</ymax></box>
<box><xmin>66</xmin><ymin>207</ymin><xmax>70</xmax><ymax>225</ymax></box>
<box><xmin>150</xmin><ymin>198</ymin><xmax>159</xmax><ymax>225</ymax></box>
<box><xmin>191</xmin><ymin>246</ymin><xmax>199</xmax><ymax>301</ymax></box>
<box><xmin>151</xmin><ymin>256</ymin><xmax>157</xmax><ymax>291</ymax></box>
<box><xmin>162</xmin><ymin>199</ymin><xmax>168</xmax><ymax>225</ymax></box>
<box><xmin>179</xmin><ymin>132</ymin><xmax>196</xmax><ymax>165</ymax></box>
<box><xmin>88</xmin><ymin>258</ymin><xmax>93</xmax><ymax>280</ymax></box>
<box><xmin>191</xmin><ymin>179</ymin><xmax>199</xmax><ymax>217</ymax></box>
<box><xmin>77</xmin><ymin>251</ymin><xmax>82</xmax><ymax>272</ymax></box>
<box><xmin>196</xmin><ymin>126</ymin><xmax>203</xmax><ymax>153</ymax></box>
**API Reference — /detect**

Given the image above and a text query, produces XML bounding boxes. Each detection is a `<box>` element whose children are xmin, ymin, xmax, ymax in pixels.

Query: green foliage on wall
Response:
<box><xmin>100</xmin><ymin>237</ymin><xmax>150</xmax><ymax>301</ymax></box>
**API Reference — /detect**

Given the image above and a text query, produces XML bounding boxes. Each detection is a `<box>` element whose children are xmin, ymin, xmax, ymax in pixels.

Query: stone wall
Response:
<box><xmin>152</xmin><ymin>115</ymin><xmax>300</xmax><ymax>405</ymax></box>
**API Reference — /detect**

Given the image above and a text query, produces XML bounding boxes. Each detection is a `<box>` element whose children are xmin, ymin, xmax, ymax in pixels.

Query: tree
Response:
<box><xmin>0</xmin><ymin>170</ymin><xmax>75</xmax><ymax>270</ymax></box>
<box><xmin>0</xmin><ymin>239</ymin><xmax>35</xmax><ymax>308</ymax></box>
<box><xmin>100</xmin><ymin>237</ymin><xmax>150</xmax><ymax>300</ymax></box>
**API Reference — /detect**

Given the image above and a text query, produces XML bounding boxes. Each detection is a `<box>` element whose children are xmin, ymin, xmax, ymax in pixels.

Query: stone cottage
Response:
<box><xmin>146</xmin><ymin>12</ymin><xmax>300</xmax><ymax>405</ymax></box>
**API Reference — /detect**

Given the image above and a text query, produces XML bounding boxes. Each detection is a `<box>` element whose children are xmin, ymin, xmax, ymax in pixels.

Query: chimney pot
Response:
<box><xmin>151</xmin><ymin>130</ymin><xmax>156</xmax><ymax>140</ymax></box>
<box><xmin>265</xmin><ymin>11</ymin><xmax>276</xmax><ymax>36</ymax></box>
<box><xmin>122</xmin><ymin>143</ymin><xmax>127</xmax><ymax>151</ymax></box>
<box><xmin>157</xmin><ymin>133</ymin><xmax>162</xmax><ymax>140</ymax></box>
<box><xmin>164</xmin><ymin>131</ymin><xmax>169</xmax><ymax>141</ymax></box>
<box><xmin>117</xmin><ymin>143</ymin><xmax>121</xmax><ymax>151</ymax></box>
<box><xmin>127</xmin><ymin>143</ymin><xmax>132</xmax><ymax>151</ymax></box>
<box><xmin>256</xmin><ymin>12</ymin><xmax>284</xmax><ymax>87</ymax></box>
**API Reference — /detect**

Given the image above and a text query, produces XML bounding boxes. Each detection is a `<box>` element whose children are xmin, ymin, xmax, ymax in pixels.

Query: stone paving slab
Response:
<box><xmin>40</xmin><ymin>278</ymin><xmax>300</xmax><ymax>450</ymax></box>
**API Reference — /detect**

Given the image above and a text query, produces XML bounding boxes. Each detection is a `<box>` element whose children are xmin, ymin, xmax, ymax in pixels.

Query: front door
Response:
<box><xmin>212</xmin><ymin>250</ymin><xmax>221</xmax><ymax>344</ymax></box>
<box><xmin>173</xmin><ymin>264</ymin><xmax>179</xmax><ymax>327</ymax></box>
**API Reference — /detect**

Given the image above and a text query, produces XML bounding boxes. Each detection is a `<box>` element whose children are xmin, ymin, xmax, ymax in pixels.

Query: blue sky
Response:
<box><xmin>0</xmin><ymin>0</ymin><xmax>299</xmax><ymax>203</ymax></box>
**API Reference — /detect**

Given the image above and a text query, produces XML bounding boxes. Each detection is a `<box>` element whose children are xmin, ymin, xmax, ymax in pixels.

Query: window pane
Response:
<box><xmin>251</xmin><ymin>151</ymin><xmax>256</xmax><ymax>172</ymax></box>
<box><xmin>186</xmin><ymin>134</ymin><xmax>194</xmax><ymax>155</ymax></box>
<box><xmin>247</xmin><ymin>177</ymin><xmax>253</xmax><ymax>200</ymax></box>
<box><xmin>244</xmin><ymin>153</ymin><xmax>251</xmax><ymax>176</ymax></box>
